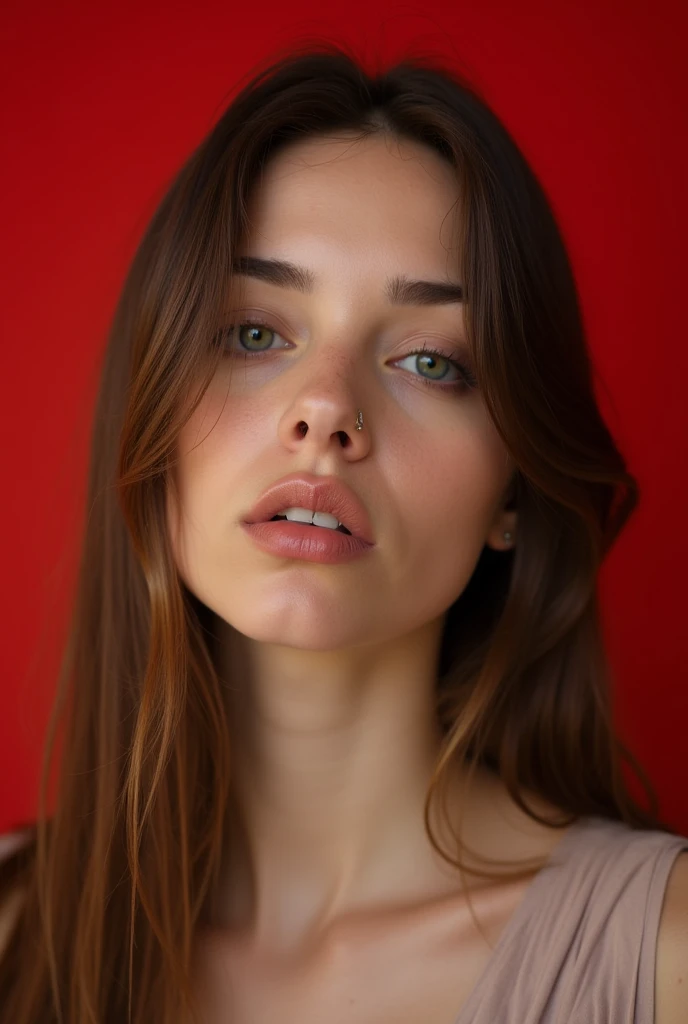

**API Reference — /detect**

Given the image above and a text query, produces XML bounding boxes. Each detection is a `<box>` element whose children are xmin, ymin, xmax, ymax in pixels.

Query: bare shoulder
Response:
<box><xmin>0</xmin><ymin>830</ymin><xmax>32</xmax><ymax>963</ymax></box>
<box><xmin>655</xmin><ymin>850</ymin><xmax>688</xmax><ymax>1024</ymax></box>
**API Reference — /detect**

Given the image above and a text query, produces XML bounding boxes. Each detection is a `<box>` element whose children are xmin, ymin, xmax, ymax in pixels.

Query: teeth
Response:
<box><xmin>275</xmin><ymin>507</ymin><xmax>341</xmax><ymax>531</ymax></box>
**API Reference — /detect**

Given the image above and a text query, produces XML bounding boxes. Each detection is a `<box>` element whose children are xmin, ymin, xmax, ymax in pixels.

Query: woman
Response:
<box><xmin>0</xmin><ymin>42</ymin><xmax>686</xmax><ymax>1024</ymax></box>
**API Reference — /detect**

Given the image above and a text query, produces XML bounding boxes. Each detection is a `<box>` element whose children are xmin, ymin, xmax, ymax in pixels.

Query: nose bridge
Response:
<box><xmin>294</xmin><ymin>264</ymin><xmax>380</xmax><ymax>387</ymax></box>
<box><xmin>296</xmin><ymin>320</ymin><xmax>366</xmax><ymax>400</ymax></box>
<box><xmin>316</xmin><ymin>329</ymin><xmax>358</xmax><ymax>371</ymax></box>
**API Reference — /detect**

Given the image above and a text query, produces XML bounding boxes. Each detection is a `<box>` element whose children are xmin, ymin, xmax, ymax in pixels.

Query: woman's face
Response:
<box><xmin>168</xmin><ymin>132</ymin><xmax>516</xmax><ymax>652</ymax></box>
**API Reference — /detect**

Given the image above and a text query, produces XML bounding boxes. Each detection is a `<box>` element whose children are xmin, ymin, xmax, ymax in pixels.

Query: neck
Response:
<box><xmin>206</xmin><ymin>615</ymin><xmax>465</xmax><ymax>950</ymax></box>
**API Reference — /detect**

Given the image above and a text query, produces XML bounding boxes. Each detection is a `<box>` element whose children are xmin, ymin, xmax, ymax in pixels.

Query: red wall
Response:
<box><xmin>1</xmin><ymin>0</ymin><xmax>686</xmax><ymax>835</ymax></box>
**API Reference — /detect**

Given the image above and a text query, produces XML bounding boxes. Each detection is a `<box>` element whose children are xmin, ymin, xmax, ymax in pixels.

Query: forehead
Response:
<box><xmin>241</xmin><ymin>133</ymin><xmax>463</xmax><ymax>268</ymax></box>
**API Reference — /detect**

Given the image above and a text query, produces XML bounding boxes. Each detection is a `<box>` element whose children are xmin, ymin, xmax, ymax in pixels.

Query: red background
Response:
<box><xmin>1</xmin><ymin>1</ymin><xmax>686</xmax><ymax>836</ymax></box>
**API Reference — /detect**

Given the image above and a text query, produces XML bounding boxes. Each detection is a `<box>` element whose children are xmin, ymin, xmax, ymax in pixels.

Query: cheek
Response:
<box><xmin>166</xmin><ymin>389</ymin><xmax>264</xmax><ymax>578</ymax></box>
<box><xmin>409</xmin><ymin>441</ymin><xmax>502</xmax><ymax>531</ymax></box>
<box><xmin>388</xmin><ymin>426</ymin><xmax>507</xmax><ymax>597</ymax></box>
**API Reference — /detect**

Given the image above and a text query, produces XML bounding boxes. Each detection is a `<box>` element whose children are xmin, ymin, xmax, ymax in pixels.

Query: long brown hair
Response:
<box><xmin>0</xmin><ymin>39</ymin><xmax>671</xmax><ymax>1024</ymax></box>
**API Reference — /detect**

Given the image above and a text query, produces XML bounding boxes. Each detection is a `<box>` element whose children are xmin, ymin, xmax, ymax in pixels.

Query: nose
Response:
<box><xmin>277</xmin><ymin>351</ymin><xmax>372</xmax><ymax>457</ymax></box>
<box><xmin>281</xmin><ymin>401</ymin><xmax>369</xmax><ymax>454</ymax></box>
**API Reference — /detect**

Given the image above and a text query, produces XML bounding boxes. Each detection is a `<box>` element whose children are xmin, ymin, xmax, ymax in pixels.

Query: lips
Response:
<box><xmin>242</xmin><ymin>472</ymin><xmax>375</xmax><ymax>544</ymax></box>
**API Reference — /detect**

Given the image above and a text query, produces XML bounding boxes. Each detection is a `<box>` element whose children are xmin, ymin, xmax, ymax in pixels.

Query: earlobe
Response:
<box><xmin>492</xmin><ymin>472</ymin><xmax>518</xmax><ymax>550</ymax></box>
<box><xmin>486</xmin><ymin>510</ymin><xmax>517</xmax><ymax>551</ymax></box>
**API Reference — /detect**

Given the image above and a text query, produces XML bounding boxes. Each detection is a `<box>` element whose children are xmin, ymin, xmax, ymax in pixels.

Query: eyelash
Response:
<box><xmin>221</xmin><ymin>317</ymin><xmax>478</xmax><ymax>393</ymax></box>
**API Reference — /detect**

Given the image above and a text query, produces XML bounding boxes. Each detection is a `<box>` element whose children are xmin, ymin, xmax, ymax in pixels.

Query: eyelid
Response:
<box><xmin>227</xmin><ymin>308</ymin><xmax>296</xmax><ymax>340</ymax></box>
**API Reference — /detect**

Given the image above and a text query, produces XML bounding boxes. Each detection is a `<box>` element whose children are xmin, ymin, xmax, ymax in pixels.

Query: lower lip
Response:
<box><xmin>241</xmin><ymin>520</ymin><xmax>374</xmax><ymax>563</ymax></box>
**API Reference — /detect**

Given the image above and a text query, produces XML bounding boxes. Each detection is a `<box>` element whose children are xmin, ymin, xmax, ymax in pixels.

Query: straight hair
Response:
<box><xmin>0</xmin><ymin>40</ymin><xmax>670</xmax><ymax>1024</ymax></box>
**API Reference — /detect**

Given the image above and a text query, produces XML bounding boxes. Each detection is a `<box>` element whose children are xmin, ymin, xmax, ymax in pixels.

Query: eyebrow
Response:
<box><xmin>231</xmin><ymin>256</ymin><xmax>464</xmax><ymax>305</ymax></box>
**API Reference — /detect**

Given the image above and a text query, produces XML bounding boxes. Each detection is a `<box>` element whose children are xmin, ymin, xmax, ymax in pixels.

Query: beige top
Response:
<box><xmin>451</xmin><ymin>815</ymin><xmax>688</xmax><ymax>1024</ymax></box>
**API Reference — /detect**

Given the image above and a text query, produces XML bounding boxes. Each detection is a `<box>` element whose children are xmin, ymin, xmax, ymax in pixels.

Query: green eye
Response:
<box><xmin>396</xmin><ymin>349</ymin><xmax>456</xmax><ymax>382</ymax></box>
<box><xmin>236</xmin><ymin>323</ymin><xmax>276</xmax><ymax>351</ymax></box>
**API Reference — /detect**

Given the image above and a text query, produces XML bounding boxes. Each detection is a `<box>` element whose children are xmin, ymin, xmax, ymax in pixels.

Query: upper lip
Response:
<box><xmin>242</xmin><ymin>472</ymin><xmax>375</xmax><ymax>544</ymax></box>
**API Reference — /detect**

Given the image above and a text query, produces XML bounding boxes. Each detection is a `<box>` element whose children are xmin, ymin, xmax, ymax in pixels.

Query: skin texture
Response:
<box><xmin>166</xmin><ymin>132</ymin><xmax>572</xmax><ymax>1017</ymax></box>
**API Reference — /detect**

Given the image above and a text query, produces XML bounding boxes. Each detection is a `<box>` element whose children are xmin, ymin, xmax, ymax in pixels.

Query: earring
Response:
<box><xmin>504</xmin><ymin>531</ymin><xmax>513</xmax><ymax>543</ymax></box>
